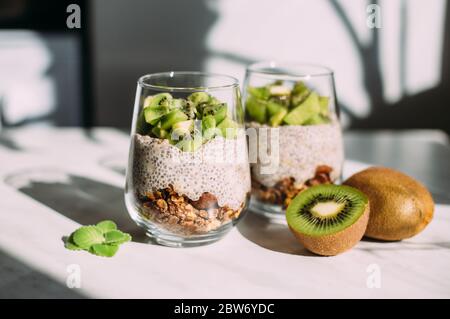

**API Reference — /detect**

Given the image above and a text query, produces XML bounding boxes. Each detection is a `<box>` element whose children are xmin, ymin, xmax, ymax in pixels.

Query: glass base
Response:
<box><xmin>131</xmin><ymin>213</ymin><xmax>234</xmax><ymax>248</ymax></box>
<box><xmin>249</xmin><ymin>197</ymin><xmax>287</xmax><ymax>224</ymax></box>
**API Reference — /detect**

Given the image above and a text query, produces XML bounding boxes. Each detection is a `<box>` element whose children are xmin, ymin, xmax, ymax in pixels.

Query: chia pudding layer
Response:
<box><xmin>248</xmin><ymin>119</ymin><xmax>343</xmax><ymax>207</ymax></box>
<box><xmin>130</xmin><ymin>133</ymin><xmax>251</xmax><ymax>235</ymax></box>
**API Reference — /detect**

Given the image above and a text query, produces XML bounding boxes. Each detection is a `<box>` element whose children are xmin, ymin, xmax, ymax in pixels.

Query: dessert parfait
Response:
<box><xmin>244</xmin><ymin>63</ymin><xmax>344</xmax><ymax>218</ymax></box>
<box><xmin>125</xmin><ymin>72</ymin><xmax>251</xmax><ymax>246</ymax></box>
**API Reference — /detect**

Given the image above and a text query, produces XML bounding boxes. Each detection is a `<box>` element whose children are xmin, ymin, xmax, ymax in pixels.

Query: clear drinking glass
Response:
<box><xmin>125</xmin><ymin>72</ymin><xmax>251</xmax><ymax>247</ymax></box>
<box><xmin>243</xmin><ymin>62</ymin><xmax>344</xmax><ymax>220</ymax></box>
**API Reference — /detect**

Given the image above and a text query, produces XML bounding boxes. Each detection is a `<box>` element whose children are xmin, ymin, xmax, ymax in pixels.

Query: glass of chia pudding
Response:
<box><xmin>125</xmin><ymin>72</ymin><xmax>251</xmax><ymax>247</ymax></box>
<box><xmin>244</xmin><ymin>62</ymin><xmax>344</xmax><ymax>220</ymax></box>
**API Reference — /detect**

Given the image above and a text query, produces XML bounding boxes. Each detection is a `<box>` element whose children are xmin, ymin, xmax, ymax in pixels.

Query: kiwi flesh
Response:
<box><xmin>160</xmin><ymin>109</ymin><xmax>189</xmax><ymax>130</ymax></box>
<box><xmin>286</xmin><ymin>184</ymin><xmax>369</xmax><ymax>256</ymax></box>
<box><xmin>217</xmin><ymin>117</ymin><xmax>238</xmax><ymax>138</ymax></box>
<box><xmin>269</xmin><ymin>108</ymin><xmax>288</xmax><ymax>127</ymax></box>
<box><xmin>343</xmin><ymin>167</ymin><xmax>434</xmax><ymax>241</ymax></box>
<box><xmin>245</xmin><ymin>97</ymin><xmax>267</xmax><ymax>124</ymax></box>
<box><xmin>283</xmin><ymin>92</ymin><xmax>321</xmax><ymax>125</ymax></box>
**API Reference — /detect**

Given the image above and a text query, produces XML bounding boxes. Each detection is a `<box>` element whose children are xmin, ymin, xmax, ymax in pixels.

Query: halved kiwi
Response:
<box><xmin>286</xmin><ymin>184</ymin><xmax>369</xmax><ymax>256</ymax></box>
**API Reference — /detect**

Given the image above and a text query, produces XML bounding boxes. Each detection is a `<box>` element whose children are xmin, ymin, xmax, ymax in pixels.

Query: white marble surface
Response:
<box><xmin>0</xmin><ymin>127</ymin><xmax>449</xmax><ymax>298</ymax></box>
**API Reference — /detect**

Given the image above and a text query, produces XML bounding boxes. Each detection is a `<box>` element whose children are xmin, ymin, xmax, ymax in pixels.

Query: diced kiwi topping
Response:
<box><xmin>245</xmin><ymin>81</ymin><xmax>331</xmax><ymax>126</ymax></box>
<box><xmin>136</xmin><ymin>92</ymin><xmax>239</xmax><ymax>151</ymax></box>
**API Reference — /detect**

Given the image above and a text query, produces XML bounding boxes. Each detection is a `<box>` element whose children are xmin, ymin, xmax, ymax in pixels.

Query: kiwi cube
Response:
<box><xmin>143</xmin><ymin>96</ymin><xmax>154</xmax><ymax>108</ymax></box>
<box><xmin>188</xmin><ymin>92</ymin><xmax>211</xmax><ymax>105</ymax></box>
<box><xmin>269</xmin><ymin>108</ymin><xmax>288</xmax><ymax>127</ymax></box>
<box><xmin>245</xmin><ymin>97</ymin><xmax>267</xmax><ymax>124</ymax></box>
<box><xmin>291</xmin><ymin>81</ymin><xmax>310</xmax><ymax>106</ymax></box>
<box><xmin>267</xmin><ymin>101</ymin><xmax>285</xmax><ymax>117</ymax></box>
<box><xmin>170</xmin><ymin>98</ymin><xmax>185</xmax><ymax>109</ymax></box>
<box><xmin>176</xmin><ymin>135</ymin><xmax>203</xmax><ymax>152</ymax></box>
<box><xmin>147</xmin><ymin>93</ymin><xmax>173</xmax><ymax>108</ymax></box>
<box><xmin>283</xmin><ymin>92</ymin><xmax>321</xmax><ymax>125</ymax></box>
<box><xmin>202</xmin><ymin>115</ymin><xmax>218</xmax><ymax>140</ymax></box>
<box><xmin>247</xmin><ymin>86</ymin><xmax>270</xmax><ymax>100</ymax></box>
<box><xmin>213</xmin><ymin>104</ymin><xmax>227</xmax><ymax>124</ymax></box>
<box><xmin>136</xmin><ymin>108</ymin><xmax>151</xmax><ymax>134</ymax></box>
<box><xmin>160</xmin><ymin>109</ymin><xmax>189</xmax><ymax>130</ymax></box>
<box><xmin>151</xmin><ymin>126</ymin><xmax>169</xmax><ymax>139</ymax></box>
<box><xmin>304</xmin><ymin>114</ymin><xmax>329</xmax><ymax>125</ymax></box>
<box><xmin>144</xmin><ymin>106</ymin><xmax>168</xmax><ymax>125</ymax></box>
<box><xmin>172</xmin><ymin>119</ymin><xmax>194</xmax><ymax>137</ymax></box>
<box><xmin>319</xmin><ymin>96</ymin><xmax>329</xmax><ymax>116</ymax></box>
<box><xmin>202</xmin><ymin>104</ymin><xmax>227</xmax><ymax>125</ymax></box>
<box><xmin>217</xmin><ymin>117</ymin><xmax>238</xmax><ymax>138</ymax></box>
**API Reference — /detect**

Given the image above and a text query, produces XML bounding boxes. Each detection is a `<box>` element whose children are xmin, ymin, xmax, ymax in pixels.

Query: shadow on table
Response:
<box><xmin>237</xmin><ymin>210</ymin><xmax>316</xmax><ymax>257</ymax></box>
<box><xmin>98</xmin><ymin>153</ymin><xmax>127</xmax><ymax>176</ymax></box>
<box><xmin>4</xmin><ymin>168</ymin><xmax>147</xmax><ymax>243</ymax></box>
<box><xmin>0</xmin><ymin>249</ymin><xmax>85</xmax><ymax>299</ymax></box>
<box><xmin>238</xmin><ymin>210</ymin><xmax>450</xmax><ymax>256</ymax></box>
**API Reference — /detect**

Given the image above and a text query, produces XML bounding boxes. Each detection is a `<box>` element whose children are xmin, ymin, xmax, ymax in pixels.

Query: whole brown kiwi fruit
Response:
<box><xmin>343</xmin><ymin>167</ymin><xmax>434</xmax><ymax>241</ymax></box>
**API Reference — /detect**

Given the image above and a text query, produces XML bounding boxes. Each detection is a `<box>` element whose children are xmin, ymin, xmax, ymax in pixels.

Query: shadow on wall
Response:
<box><xmin>94</xmin><ymin>0</ymin><xmax>218</xmax><ymax>127</ymax></box>
<box><xmin>329</xmin><ymin>0</ymin><xmax>450</xmax><ymax>134</ymax></box>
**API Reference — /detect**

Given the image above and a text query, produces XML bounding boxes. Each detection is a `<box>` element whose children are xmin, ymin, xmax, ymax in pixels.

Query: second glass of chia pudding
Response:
<box><xmin>125</xmin><ymin>72</ymin><xmax>251</xmax><ymax>247</ymax></box>
<box><xmin>243</xmin><ymin>62</ymin><xmax>344</xmax><ymax>220</ymax></box>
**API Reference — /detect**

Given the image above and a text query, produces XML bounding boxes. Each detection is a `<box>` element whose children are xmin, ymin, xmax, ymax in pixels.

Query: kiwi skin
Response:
<box><xmin>344</xmin><ymin>167</ymin><xmax>434</xmax><ymax>241</ymax></box>
<box><xmin>289</xmin><ymin>205</ymin><xmax>369</xmax><ymax>256</ymax></box>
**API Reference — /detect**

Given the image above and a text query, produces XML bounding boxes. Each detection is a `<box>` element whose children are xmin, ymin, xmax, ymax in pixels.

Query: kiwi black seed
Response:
<box><xmin>286</xmin><ymin>184</ymin><xmax>370</xmax><ymax>256</ymax></box>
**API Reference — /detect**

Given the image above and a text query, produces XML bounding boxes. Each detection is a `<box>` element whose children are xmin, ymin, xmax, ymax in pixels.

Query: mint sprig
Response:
<box><xmin>64</xmin><ymin>220</ymin><xmax>131</xmax><ymax>257</ymax></box>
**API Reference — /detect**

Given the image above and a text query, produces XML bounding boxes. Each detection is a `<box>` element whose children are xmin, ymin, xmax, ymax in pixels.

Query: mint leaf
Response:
<box><xmin>64</xmin><ymin>235</ymin><xmax>82</xmax><ymax>251</ymax></box>
<box><xmin>72</xmin><ymin>226</ymin><xmax>104</xmax><ymax>249</ymax></box>
<box><xmin>104</xmin><ymin>230</ymin><xmax>132</xmax><ymax>245</ymax></box>
<box><xmin>90</xmin><ymin>244</ymin><xmax>119</xmax><ymax>257</ymax></box>
<box><xmin>96</xmin><ymin>220</ymin><xmax>117</xmax><ymax>234</ymax></box>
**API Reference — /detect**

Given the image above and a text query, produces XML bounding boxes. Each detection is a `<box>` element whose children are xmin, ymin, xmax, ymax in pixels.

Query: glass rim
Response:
<box><xmin>246</xmin><ymin>61</ymin><xmax>334</xmax><ymax>79</ymax></box>
<box><xmin>138</xmin><ymin>71</ymin><xmax>240</xmax><ymax>92</ymax></box>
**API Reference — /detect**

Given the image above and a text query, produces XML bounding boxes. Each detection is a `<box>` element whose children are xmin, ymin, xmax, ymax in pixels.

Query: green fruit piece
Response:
<box><xmin>72</xmin><ymin>226</ymin><xmax>104</xmax><ymax>250</ymax></box>
<box><xmin>269</xmin><ymin>85</ymin><xmax>290</xmax><ymax>96</ymax></box>
<box><xmin>143</xmin><ymin>96</ymin><xmax>154</xmax><ymax>108</ymax></box>
<box><xmin>147</xmin><ymin>93</ymin><xmax>172</xmax><ymax>108</ymax></box>
<box><xmin>247</xmin><ymin>86</ymin><xmax>270</xmax><ymax>100</ymax></box>
<box><xmin>269</xmin><ymin>108</ymin><xmax>288</xmax><ymax>127</ymax></box>
<box><xmin>304</xmin><ymin>114</ymin><xmax>329</xmax><ymax>125</ymax></box>
<box><xmin>104</xmin><ymin>230</ymin><xmax>132</xmax><ymax>245</ymax></box>
<box><xmin>213</xmin><ymin>104</ymin><xmax>227</xmax><ymax>124</ymax></box>
<box><xmin>151</xmin><ymin>126</ymin><xmax>169</xmax><ymax>139</ymax></box>
<box><xmin>188</xmin><ymin>92</ymin><xmax>211</xmax><ymax>105</ymax></box>
<box><xmin>209</xmin><ymin>96</ymin><xmax>221</xmax><ymax>105</ymax></box>
<box><xmin>136</xmin><ymin>108</ymin><xmax>151</xmax><ymax>134</ymax></box>
<box><xmin>89</xmin><ymin>244</ymin><xmax>119</xmax><ymax>257</ymax></box>
<box><xmin>267</xmin><ymin>101</ymin><xmax>285</xmax><ymax>117</ymax></box>
<box><xmin>286</xmin><ymin>184</ymin><xmax>369</xmax><ymax>256</ymax></box>
<box><xmin>283</xmin><ymin>92</ymin><xmax>320</xmax><ymax>125</ymax></box>
<box><xmin>144</xmin><ymin>106</ymin><xmax>168</xmax><ymax>125</ymax></box>
<box><xmin>202</xmin><ymin>115</ymin><xmax>219</xmax><ymax>141</ymax></box>
<box><xmin>319</xmin><ymin>96</ymin><xmax>329</xmax><ymax>116</ymax></box>
<box><xmin>291</xmin><ymin>81</ymin><xmax>310</xmax><ymax>106</ymax></box>
<box><xmin>182</xmin><ymin>101</ymin><xmax>198</xmax><ymax>119</ymax></box>
<box><xmin>64</xmin><ymin>235</ymin><xmax>82</xmax><ymax>251</ymax></box>
<box><xmin>176</xmin><ymin>136</ymin><xmax>203</xmax><ymax>152</ymax></box>
<box><xmin>172</xmin><ymin>119</ymin><xmax>194</xmax><ymax>137</ymax></box>
<box><xmin>202</xmin><ymin>115</ymin><xmax>216</xmax><ymax>131</ymax></box>
<box><xmin>217</xmin><ymin>117</ymin><xmax>239</xmax><ymax>138</ymax></box>
<box><xmin>245</xmin><ymin>97</ymin><xmax>267</xmax><ymax>124</ymax></box>
<box><xmin>96</xmin><ymin>220</ymin><xmax>117</xmax><ymax>234</ymax></box>
<box><xmin>170</xmin><ymin>98</ymin><xmax>185</xmax><ymax>109</ymax></box>
<box><xmin>160</xmin><ymin>109</ymin><xmax>189</xmax><ymax>130</ymax></box>
<box><xmin>202</xmin><ymin>104</ymin><xmax>227</xmax><ymax>124</ymax></box>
